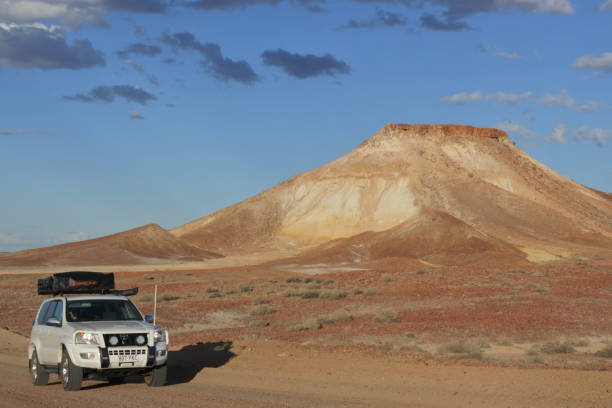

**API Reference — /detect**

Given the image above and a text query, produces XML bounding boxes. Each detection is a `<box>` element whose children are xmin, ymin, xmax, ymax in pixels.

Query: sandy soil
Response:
<box><xmin>2</xmin><ymin>329</ymin><xmax>610</xmax><ymax>407</ymax></box>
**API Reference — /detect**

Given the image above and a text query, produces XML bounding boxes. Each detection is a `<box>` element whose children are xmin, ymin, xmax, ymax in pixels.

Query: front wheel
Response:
<box><xmin>29</xmin><ymin>349</ymin><xmax>49</xmax><ymax>386</ymax></box>
<box><xmin>61</xmin><ymin>350</ymin><xmax>83</xmax><ymax>391</ymax></box>
<box><xmin>144</xmin><ymin>364</ymin><xmax>167</xmax><ymax>387</ymax></box>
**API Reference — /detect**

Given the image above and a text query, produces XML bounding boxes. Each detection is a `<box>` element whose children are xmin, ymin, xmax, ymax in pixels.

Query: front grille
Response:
<box><xmin>108</xmin><ymin>348</ymin><xmax>147</xmax><ymax>356</ymax></box>
<box><xmin>103</xmin><ymin>333</ymin><xmax>148</xmax><ymax>347</ymax></box>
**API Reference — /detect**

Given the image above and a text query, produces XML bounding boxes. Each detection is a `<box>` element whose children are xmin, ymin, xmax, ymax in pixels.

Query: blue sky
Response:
<box><xmin>1</xmin><ymin>0</ymin><xmax>611</xmax><ymax>252</ymax></box>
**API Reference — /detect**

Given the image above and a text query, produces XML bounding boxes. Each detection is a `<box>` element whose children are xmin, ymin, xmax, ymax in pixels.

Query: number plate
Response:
<box><xmin>118</xmin><ymin>354</ymin><xmax>140</xmax><ymax>362</ymax></box>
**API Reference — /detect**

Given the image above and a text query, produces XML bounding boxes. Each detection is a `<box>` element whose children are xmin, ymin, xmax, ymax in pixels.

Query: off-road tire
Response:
<box><xmin>144</xmin><ymin>364</ymin><xmax>167</xmax><ymax>387</ymax></box>
<box><xmin>29</xmin><ymin>349</ymin><xmax>49</xmax><ymax>386</ymax></box>
<box><xmin>61</xmin><ymin>349</ymin><xmax>83</xmax><ymax>391</ymax></box>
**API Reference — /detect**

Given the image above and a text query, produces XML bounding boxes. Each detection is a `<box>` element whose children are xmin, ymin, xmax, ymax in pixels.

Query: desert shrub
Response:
<box><xmin>381</xmin><ymin>273</ymin><xmax>392</xmax><ymax>283</ymax></box>
<box><xmin>539</xmin><ymin>341</ymin><xmax>575</xmax><ymax>354</ymax></box>
<box><xmin>208</xmin><ymin>292</ymin><xmax>223</xmax><ymax>299</ymax></box>
<box><xmin>305</xmin><ymin>281</ymin><xmax>320</xmax><ymax>290</ymax></box>
<box><xmin>249</xmin><ymin>320</ymin><xmax>269</xmax><ymax>329</ymax></box>
<box><xmin>286</xmin><ymin>277</ymin><xmax>301</xmax><ymax>283</ymax></box>
<box><xmin>225</xmin><ymin>290</ymin><xmax>237</xmax><ymax>295</ymax></box>
<box><xmin>415</xmin><ymin>270</ymin><xmax>427</xmax><ymax>275</ymax></box>
<box><xmin>252</xmin><ymin>296</ymin><xmax>270</xmax><ymax>305</ymax></box>
<box><xmin>438</xmin><ymin>339</ymin><xmax>489</xmax><ymax>359</ymax></box>
<box><xmin>303</xmin><ymin>277</ymin><xmax>314</xmax><ymax>283</ymax></box>
<box><xmin>495</xmin><ymin>337</ymin><xmax>513</xmax><ymax>346</ymax></box>
<box><xmin>289</xmin><ymin>318</ymin><xmax>321</xmax><ymax>332</ymax></box>
<box><xmin>143</xmin><ymin>275</ymin><xmax>155</xmax><ymax>281</ymax></box>
<box><xmin>319</xmin><ymin>309</ymin><xmax>353</xmax><ymax>324</ymax></box>
<box><xmin>299</xmin><ymin>289</ymin><xmax>320</xmax><ymax>299</ymax></box>
<box><xmin>206</xmin><ymin>287</ymin><xmax>219</xmax><ymax>294</ymax></box>
<box><xmin>319</xmin><ymin>289</ymin><xmax>347</xmax><ymax>300</ymax></box>
<box><xmin>281</xmin><ymin>289</ymin><xmax>301</xmax><ymax>297</ymax></box>
<box><xmin>159</xmin><ymin>293</ymin><xmax>179</xmax><ymax>302</ymax></box>
<box><xmin>567</xmin><ymin>338</ymin><xmax>589</xmax><ymax>347</ymax></box>
<box><xmin>364</xmin><ymin>287</ymin><xmax>378</xmax><ymax>297</ymax></box>
<box><xmin>323</xmin><ymin>279</ymin><xmax>335</xmax><ymax>285</ymax></box>
<box><xmin>140</xmin><ymin>294</ymin><xmax>153</xmax><ymax>302</ymax></box>
<box><xmin>353</xmin><ymin>288</ymin><xmax>363</xmax><ymax>295</ymax></box>
<box><xmin>595</xmin><ymin>344</ymin><xmax>612</xmax><ymax>358</ymax></box>
<box><xmin>250</xmin><ymin>305</ymin><xmax>276</xmax><ymax>316</ymax></box>
<box><xmin>238</xmin><ymin>283</ymin><xmax>253</xmax><ymax>293</ymax></box>
<box><xmin>374</xmin><ymin>309</ymin><xmax>399</xmax><ymax>324</ymax></box>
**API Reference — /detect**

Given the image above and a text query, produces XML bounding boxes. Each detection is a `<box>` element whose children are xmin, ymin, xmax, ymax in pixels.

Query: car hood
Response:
<box><xmin>68</xmin><ymin>320</ymin><xmax>153</xmax><ymax>333</ymax></box>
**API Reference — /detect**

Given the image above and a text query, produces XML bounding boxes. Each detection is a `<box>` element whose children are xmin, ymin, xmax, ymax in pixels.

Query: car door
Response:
<box><xmin>31</xmin><ymin>300</ymin><xmax>51</xmax><ymax>362</ymax></box>
<box><xmin>39</xmin><ymin>300</ymin><xmax>62</xmax><ymax>364</ymax></box>
<box><xmin>45</xmin><ymin>299</ymin><xmax>65</xmax><ymax>365</ymax></box>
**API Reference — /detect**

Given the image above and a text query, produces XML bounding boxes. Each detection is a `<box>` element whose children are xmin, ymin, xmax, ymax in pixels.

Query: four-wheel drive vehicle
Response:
<box><xmin>28</xmin><ymin>272</ymin><xmax>169</xmax><ymax>391</ymax></box>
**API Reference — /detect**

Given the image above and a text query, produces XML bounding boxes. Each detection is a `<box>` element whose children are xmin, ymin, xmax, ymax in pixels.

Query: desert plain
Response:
<box><xmin>1</xmin><ymin>125</ymin><xmax>611</xmax><ymax>406</ymax></box>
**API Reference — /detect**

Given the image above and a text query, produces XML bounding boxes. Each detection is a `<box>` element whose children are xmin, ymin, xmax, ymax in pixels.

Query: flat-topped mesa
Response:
<box><xmin>359</xmin><ymin>124</ymin><xmax>509</xmax><ymax>150</ymax></box>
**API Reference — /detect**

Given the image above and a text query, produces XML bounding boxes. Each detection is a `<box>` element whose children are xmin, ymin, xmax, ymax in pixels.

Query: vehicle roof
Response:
<box><xmin>46</xmin><ymin>295</ymin><xmax>130</xmax><ymax>301</ymax></box>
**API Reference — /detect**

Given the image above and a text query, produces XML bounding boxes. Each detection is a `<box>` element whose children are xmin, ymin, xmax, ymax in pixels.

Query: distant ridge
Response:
<box><xmin>0</xmin><ymin>223</ymin><xmax>222</xmax><ymax>267</ymax></box>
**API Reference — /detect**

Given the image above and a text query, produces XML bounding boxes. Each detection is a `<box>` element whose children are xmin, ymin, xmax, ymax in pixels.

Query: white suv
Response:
<box><xmin>29</xmin><ymin>293</ymin><xmax>169</xmax><ymax>390</ymax></box>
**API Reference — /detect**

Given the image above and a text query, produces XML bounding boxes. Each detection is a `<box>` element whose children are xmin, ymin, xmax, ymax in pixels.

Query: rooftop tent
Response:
<box><xmin>38</xmin><ymin>271</ymin><xmax>115</xmax><ymax>295</ymax></box>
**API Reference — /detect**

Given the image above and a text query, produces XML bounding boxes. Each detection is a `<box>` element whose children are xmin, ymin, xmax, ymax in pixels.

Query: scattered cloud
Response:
<box><xmin>184</xmin><ymin>0</ymin><xmax>326</xmax><ymax>12</ymax></box>
<box><xmin>442</xmin><ymin>91</ymin><xmax>531</xmax><ymax>105</ymax></box>
<box><xmin>118</xmin><ymin>42</ymin><xmax>162</xmax><ymax>59</ymax></box>
<box><xmin>573</xmin><ymin>52</ymin><xmax>612</xmax><ymax>73</ymax></box>
<box><xmin>343</xmin><ymin>9</ymin><xmax>408</xmax><ymax>29</ymax></box>
<box><xmin>496</xmin><ymin>51</ymin><xmax>521</xmax><ymax>59</ymax></box>
<box><xmin>261</xmin><ymin>48</ymin><xmax>350</xmax><ymax>79</ymax></box>
<box><xmin>538</xmin><ymin>90</ymin><xmax>611</xmax><ymax>112</ymax></box>
<box><xmin>130</xmin><ymin>112</ymin><xmax>145</xmax><ymax>120</ymax></box>
<box><xmin>539</xmin><ymin>89</ymin><xmax>576</xmax><ymax>108</ymax></box>
<box><xmin>0</xmin><ymin>128</ymin><xmax>56</xmax><ymax>136</ymax></box>
<box><xmin>0</xmin><ymin>23</ymin><xmax>105</xmax><ymax>70</ymax></box>
<box><xmin>161</xmin><ymin>32</ymin><xmax>259</xmax><ymax>84</ymax></box>
<box><xmin>574</xmin><ymin>126</ymin><xmax>612</xmax><ymax>147</ymax></box>
<box><xmin>0</xmin><ymin>0</ymin><xmax>167</xmax><ymax>29</ymax></box>
<box><xmin>63</xmin><ymin>85</ymin><xmax>156</xmax><ymax>104</ymax></box>
<box><xmin>546</xmin><ymin>123</ymin><xmax>568</xmax><ymax>144</ymax></box>
<box><xmin>442</xmin><ymin>91</ymin><xmax>483</xmax><ymax>104</ymax></box>
<box><xmin>0</xmin><ymin>230</ymin><xmax>90</xmax><ymax>252</ymax></box>
<box><xmin>420</xmin><ymin>14</ymin><xmax>471</xmax><ymax>31</ymax></box>
<box><xmin>487</xmin><ymin>91</ymin><xmax>532</xmax><ymax>104</ymax></box>
<box><xmin>496</xmin><ymin>121</ymin><xmax>539</xmax><ymax>139</ymax></box>
<box><xmin>599</xmin><ymin>0</ymin><xmax>612</xmax><ymax>11</ymax></box>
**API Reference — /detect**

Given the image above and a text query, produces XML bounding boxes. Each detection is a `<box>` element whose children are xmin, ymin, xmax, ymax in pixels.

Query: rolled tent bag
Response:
<box><xmin>37</xmin><ymin>271</ymin><xmax>115</xmax><ymax>295</ymax></box>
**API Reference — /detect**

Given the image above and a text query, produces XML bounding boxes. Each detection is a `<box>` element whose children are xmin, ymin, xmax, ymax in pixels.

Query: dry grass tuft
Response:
<box><xmin>364</xmin><ymin>287</ymin><xmax>378</xmax><ymax>297</ymax></box>
<box><xmin>289</xmin><ymin>318</ymin><xmax>321</xmax><ymax>332</ymax></box>
<box><xmin>595</xmin><ymin>344</ymin><xmax>612</xmax><ymax>358</ymax></box>
<box><xmin>380</xmin><ymin>273</ymin><xmax>392</xmax><ymax>283</ymax></box>
<box><xmin>159</xmin><ymin>293</ymin><xmax>179</xmax><ymax>302</ymax></box>
<box><xmin>319</xmin><ymin>289</ymin><xmax>347</xmax><ymax>300</ymax></box>
<box><xmin>319</xmin><ymin>309</ymin><xmax>353</xmax><ymax>324</ymax></box>
<box><xmin>250</xmin><ymin>305</ymin><xmax>276</xmax><ymax>316</ymax></box>
<box><xmin>374</xmin><ymin>309</ymin><xmax>399</xmax><ymax>324</ymax></box>
<box><xmin>438</xmin><ymin>338</ymin><xmax>489</xmax><ymax>360</ymax></box>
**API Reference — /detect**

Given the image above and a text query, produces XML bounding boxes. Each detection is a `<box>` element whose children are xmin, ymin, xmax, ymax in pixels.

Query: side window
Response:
<box><xmin>52</xmin><ymin>300</ymin><xmax>63</xmax><ymax>323</ymax></box>
<box><xmin>44</xmin><ymin>301</ymin><xmax>59</xmax><ymax>323</ymax></box>
<box><xmin>36</xmin><ymin>301</ymin><xmax>51</xmax><ymax>325</ymax></box>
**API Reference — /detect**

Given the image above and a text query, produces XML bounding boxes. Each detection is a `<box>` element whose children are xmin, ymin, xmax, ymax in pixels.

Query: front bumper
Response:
<box><xmin>71</xmin><ymin>342</ymin><xmax>168</xmax><ymax>370</ymax></box>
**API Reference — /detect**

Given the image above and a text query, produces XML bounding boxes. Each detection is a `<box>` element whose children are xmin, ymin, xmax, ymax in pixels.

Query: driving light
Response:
<box><xmin>108</xmin><ymin>335</ymin><xmax>119</xmax><ymax>346</ymax></box>
<box><xmin>75</xmin><ymin>332</ymin><xmax>99</xmax><ymax>345</ymax></box>
<box><xmin>136</xmin><ymin>335</ymin><xmax>146</xmax><ymax>345</ymax></box>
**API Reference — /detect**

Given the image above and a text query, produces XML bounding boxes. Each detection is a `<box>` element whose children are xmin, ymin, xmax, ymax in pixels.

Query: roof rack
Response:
<box><xmin>37</xmin><ymin>271</ymin><xmax>138</xmax><ymax>296</ymax></box>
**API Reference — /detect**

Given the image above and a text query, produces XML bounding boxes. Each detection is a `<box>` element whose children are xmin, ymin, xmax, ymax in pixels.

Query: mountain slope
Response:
<box><xmin>172</xmin><ymin>124</ymin><xmax>612</xmax><ymax>263</ymax></box>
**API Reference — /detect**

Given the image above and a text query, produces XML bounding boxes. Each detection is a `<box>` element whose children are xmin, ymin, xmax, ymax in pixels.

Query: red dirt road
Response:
<box><xmin>2</xmin><ymin>330</ymin><xmax>610</xmax><ymax>408</ymax></box>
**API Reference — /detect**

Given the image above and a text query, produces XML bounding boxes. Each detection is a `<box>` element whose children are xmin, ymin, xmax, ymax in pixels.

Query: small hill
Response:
<box><xmin>0</xmin><ymin>224</ymin><xmax>221</xmax><ymax>267</ymax></box>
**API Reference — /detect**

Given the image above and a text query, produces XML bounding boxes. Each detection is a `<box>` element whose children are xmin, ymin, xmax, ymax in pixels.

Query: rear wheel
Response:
<box><xmin>144</xmin><ymin>364</ymin><xmax>167</xmax><ymax>387</ymax></box>
<box><xmin>61</xmin><ymin>350</ymin><xmax>83</xmax><ymax>391</ymax></box>
<box><xmin>29</xmin><ymin>350</ymin><xmax>49</xmax><ymax>386</ymax></box>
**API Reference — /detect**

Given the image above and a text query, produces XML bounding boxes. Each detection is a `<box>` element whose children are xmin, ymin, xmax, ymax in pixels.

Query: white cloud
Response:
<box><xmin>600</xmin><ymin>1</ymin><xmax>612</xmax><ymax>11</ymax></box>
<box><xmin>442</xmin><ymin>91</ymin><xmax>483</xmax><ymax>104</ymax></box>
<box><xmin>539</xmin><ymin>0</ymin><xmax>574</xmax><ymax>14</ymax></box>
<box><xmin>496</xmin><ymin>121</ymin><xmax>539</xmax><ymax>139</ymax></box>
<box><xmin>578</xmin><ymin>100</ymin><xmax>612</xmax><ymax>112</ymax></box>
<box><xmin>443</xmin><ymin>90</ymin><xmax>532</xmax><ymax>105</ymax></box>
<box><xmin>574</xmin><ymin>52</ymin><xmax>612</xmax><ymax>72</ymax></box>
<box><xmin>539</xmin><ymin>90</ymin><xmax>576</xmax><ymax>108</ymax></box>
<box><xmin>546</xmin><ymin>124</ymin><xmax>568</xmax><ymax>144</ymax></box>
<box><xmin>487</xmin><ymin>91</ymin><xmax>532</xmax><ymax>104</ymax></box>
<box><xmin>574</xmin><ymin>126</ymin><xmax>612</xmax><ymax>147</ymax></box>
<box><xmin>130</xmin><ymin>112</ymin><xmax>145</xmax><ymax>120</ymax></box>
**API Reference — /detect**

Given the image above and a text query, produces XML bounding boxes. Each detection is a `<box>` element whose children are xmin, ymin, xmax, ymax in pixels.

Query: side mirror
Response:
<box><xmin>45</xmin><ymin>317</ymin><xmax>61</xmax><ymax>327</ymax></box>
<box><xmin>145</xmin><ymin>314</ymin><xmax>154</xmax><ymax>323</ymax></box>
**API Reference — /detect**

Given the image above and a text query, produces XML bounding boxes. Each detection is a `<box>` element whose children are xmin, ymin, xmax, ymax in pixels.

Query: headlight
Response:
<box><xmin>153</xmin><ymin>328</ymin><xmax>167</xmax><ymax>343</ymax></box>
<box><xmin>75</xmin><ymin>331</ymin><xmax>99</xmax><ymax>345</ymax></box>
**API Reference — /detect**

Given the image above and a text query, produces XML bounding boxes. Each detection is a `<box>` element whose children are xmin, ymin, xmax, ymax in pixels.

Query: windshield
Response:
<box><xmin>66</xmin><ymin>299</ymin><xmax>143</xmax><ymax>322</ymax></box>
